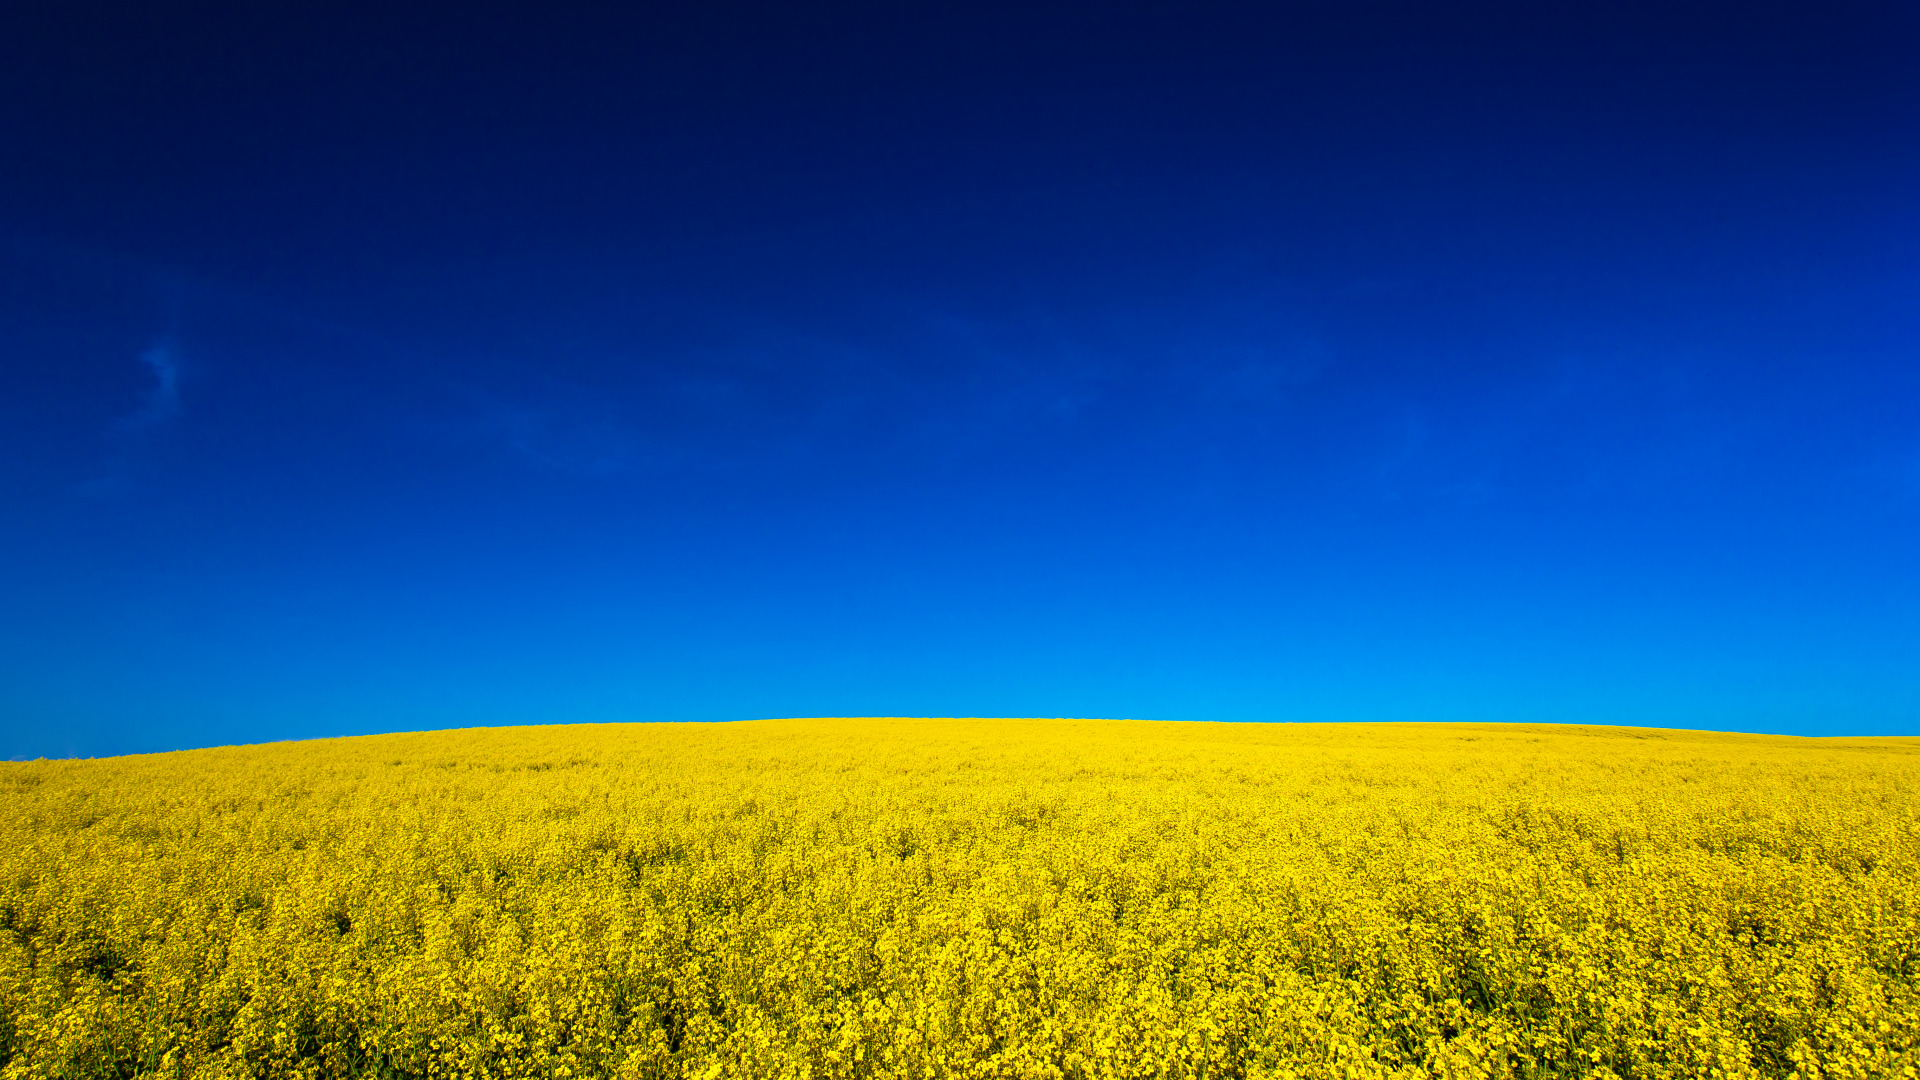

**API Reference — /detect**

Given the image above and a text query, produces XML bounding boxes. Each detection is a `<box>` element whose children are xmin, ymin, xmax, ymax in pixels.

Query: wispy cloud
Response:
<box><xmin>122</xmin><ymin>342</ymin><xmax>181</xmax><ymax>429</ymax></box>
<box><xmin>486</xmin><ymin>399</ymin><xmax>648</xmax><ymax>475</ymax></box>
<box><xmin>75</xmin><ymin>340</ymin><xmax>186</xmax><ymax>497</ymax></box>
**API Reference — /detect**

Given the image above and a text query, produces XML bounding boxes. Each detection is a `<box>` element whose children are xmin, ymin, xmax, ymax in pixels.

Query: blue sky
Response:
<box><xmin>3</xmin><ymin>0</ymin><xmax>1917</xmax><ymax>756</ymax></box>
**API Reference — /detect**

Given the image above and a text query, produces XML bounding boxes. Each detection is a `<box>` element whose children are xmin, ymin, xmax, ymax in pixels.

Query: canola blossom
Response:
<box><xmin>0</xmin><ymin>718</ymin><xmax>1915</xmax><ymax>1079</ymax></box>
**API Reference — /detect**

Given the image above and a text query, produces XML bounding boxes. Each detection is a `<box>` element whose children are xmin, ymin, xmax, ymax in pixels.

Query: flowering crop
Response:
<box><xmin>0</xmin><ymin>718</ymin><xmax>1915</xmax><ymax>1078</ymax></box>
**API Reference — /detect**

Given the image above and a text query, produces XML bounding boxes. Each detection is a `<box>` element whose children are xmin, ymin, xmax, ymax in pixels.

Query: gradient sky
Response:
<box><xmin>4</xmin><ymin>0</ymin><xmax>1917</xmax><ymax>757</ymax></box>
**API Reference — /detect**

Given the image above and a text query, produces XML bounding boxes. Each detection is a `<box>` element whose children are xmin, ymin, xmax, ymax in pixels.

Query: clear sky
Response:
<box><xmin>3</xmin><ymin>0</ymin><xmax>1917</xmax><ymax>757</ymax></box>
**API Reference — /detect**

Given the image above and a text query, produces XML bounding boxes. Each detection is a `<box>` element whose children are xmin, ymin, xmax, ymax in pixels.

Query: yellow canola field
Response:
<box><xmin>1</xmin><ymin>718</ymin><xmax>1917</xmax><ymax>1080</ymax></box>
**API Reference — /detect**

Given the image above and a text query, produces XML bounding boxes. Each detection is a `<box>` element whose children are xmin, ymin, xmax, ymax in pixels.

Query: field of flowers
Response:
<box><xmin>0</xmin><ymin>718</ymin><xmax>1915</xmax><ymax>1079</ymax></box>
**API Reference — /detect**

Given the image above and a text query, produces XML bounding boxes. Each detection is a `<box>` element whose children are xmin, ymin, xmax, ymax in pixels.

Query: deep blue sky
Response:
<box><xmin>4</xmin><ymin>0</ymin><xmax>1917</xmax><ymax>756</ymax></box>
